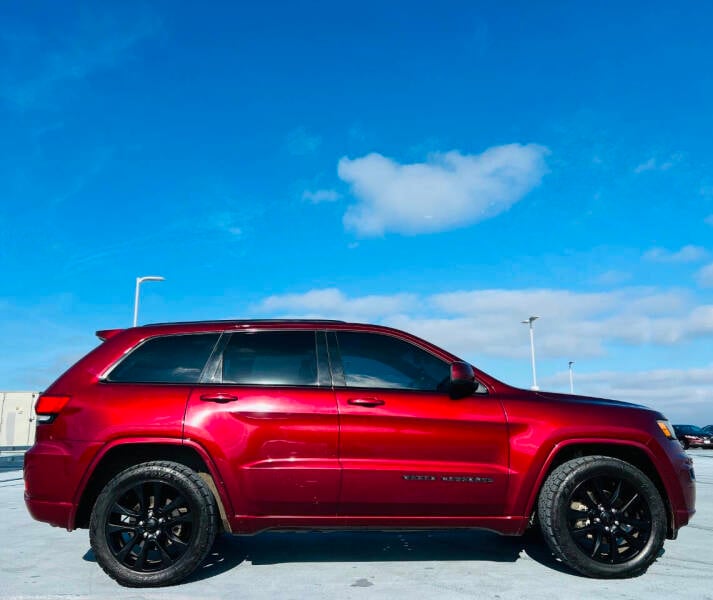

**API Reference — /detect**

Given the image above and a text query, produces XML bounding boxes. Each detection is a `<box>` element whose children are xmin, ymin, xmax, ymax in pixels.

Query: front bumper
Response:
<box><xmin>668</xmin><ymin>448</ymin><xmax>696</xmax><ymax>533</ymax></box>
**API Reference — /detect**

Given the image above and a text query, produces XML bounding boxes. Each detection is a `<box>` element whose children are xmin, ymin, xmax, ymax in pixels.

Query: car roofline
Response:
<box><xmin>141</xmin><ymin>318</ymin><xmax>346</xmax><ymax>327</ymax></box>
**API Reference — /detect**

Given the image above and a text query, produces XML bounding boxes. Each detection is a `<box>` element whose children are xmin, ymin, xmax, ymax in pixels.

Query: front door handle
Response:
<box><xmin>200</xmin><ymin>393</ymin><xmax>239</xmax><ymax>403</ymax></box>
<box><xmin>347</xmin><ymin>397</ymin><xmax>385</xmax><ymax>407</ymax></box>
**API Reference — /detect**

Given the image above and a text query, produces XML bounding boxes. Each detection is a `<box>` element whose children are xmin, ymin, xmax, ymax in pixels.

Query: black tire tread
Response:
<box><xmin>89</xmin><ymin>460</ymin><xmax>218</xmax><ymax>587</ymax></box>
<box><xmin>537</xmin><ymin>455</ymin><xmax>665</xmax><ymax>578</ymax></box>
<box><xmin>538</xmin><ymin>456</ymin><xmax>588</xmax><ymax>566</ymax></box>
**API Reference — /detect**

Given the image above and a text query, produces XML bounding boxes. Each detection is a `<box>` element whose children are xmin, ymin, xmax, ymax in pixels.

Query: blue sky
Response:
<box><xmin>1</xmin><ymin>1</ymin><xmax>713</xmax><ymax>422</ymax></box>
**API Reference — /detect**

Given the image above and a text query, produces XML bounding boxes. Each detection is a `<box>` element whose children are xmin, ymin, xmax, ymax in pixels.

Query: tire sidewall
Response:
<box><xmin>547</xmin><ymin>458</ymin><xmax>666</xmax><ymax>578</ymax></box>
<box><xmin>89</xmin><ymin>462</ymin><xmax>216</xmax><ymax>587</ymax></box>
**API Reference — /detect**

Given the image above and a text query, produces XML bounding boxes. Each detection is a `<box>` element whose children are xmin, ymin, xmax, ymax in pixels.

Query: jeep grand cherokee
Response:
<box><xmin>24</xmin><ymin>320</ymin><xmax>696</xmax><ymax>586</ymax></box>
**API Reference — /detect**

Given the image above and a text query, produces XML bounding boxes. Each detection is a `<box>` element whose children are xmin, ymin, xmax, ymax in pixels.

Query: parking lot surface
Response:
<box><xmin>1</xmin><ymin>451</ymin><xmax>709</xmax><ymax>600</ymax></box>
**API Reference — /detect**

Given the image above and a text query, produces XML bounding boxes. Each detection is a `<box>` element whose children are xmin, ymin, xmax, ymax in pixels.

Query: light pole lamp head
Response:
<box><xmin>133</xmin><ymin>276</ymin><xmax>166</xmax><ymax>327</ymax></box>
<box><xmin>521</xmin><ymin>316</ymin><xmax>539</xmax><ymax>325</ymax></box>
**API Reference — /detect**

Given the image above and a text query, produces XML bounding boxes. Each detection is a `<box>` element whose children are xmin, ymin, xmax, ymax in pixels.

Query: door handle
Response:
<box><xmin>200</xmin><ymin>393</ymin><xmax>239</xmax><ymax>403</ymax></box>
<box><xmin>347</xmin><ymin>397</ymin><xmax>385</xmax><ymax>407</ymax></box>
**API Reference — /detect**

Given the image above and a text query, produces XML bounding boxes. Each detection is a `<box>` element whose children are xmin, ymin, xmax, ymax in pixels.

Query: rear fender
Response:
<box><xmin>70</xmin><ymin>437</ymin><xmax>234</xmax><ymax>531</ymax></box>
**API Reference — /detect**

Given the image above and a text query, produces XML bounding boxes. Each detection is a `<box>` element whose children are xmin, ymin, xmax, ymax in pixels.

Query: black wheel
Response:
<box><xmin>89</xmin><ymin>461</ymin><xmax>218</xmax><ymax>587</ymax></box>
<box><xmin>538</xmin><ymin>456</ymin><xmax>666</xmax><ymax>578</ymax></box>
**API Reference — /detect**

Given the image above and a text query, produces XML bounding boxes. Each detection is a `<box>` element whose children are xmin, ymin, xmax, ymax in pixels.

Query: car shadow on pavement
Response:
<box><xmin>83</xmin><ymin>529</ymin><xmax>580</xmax><ymax>584</ymax></box>
<box><xmin>192</xmin><ymin>529</ymin><xmax>578</xmax><ymax>583</ymax></box>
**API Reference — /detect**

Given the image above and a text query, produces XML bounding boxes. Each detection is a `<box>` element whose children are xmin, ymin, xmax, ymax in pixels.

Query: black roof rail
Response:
<box><xmin>140</xmin><ymin>318</ymin><xmax>346</xmax><ymax>327</ymax></box>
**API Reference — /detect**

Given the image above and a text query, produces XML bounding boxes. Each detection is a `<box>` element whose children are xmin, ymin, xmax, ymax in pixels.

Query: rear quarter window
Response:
<box><xmin>106</xmin><ymin>333</ymin><xmax>220</xmax><ymax>383</ymax></box>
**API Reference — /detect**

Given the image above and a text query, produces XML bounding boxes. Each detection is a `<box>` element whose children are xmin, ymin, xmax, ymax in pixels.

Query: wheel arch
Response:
<box><xmin>73</xmin><ymin>439</ymin><xmax>233</xmax><ymax>532</ymax></box>
<box><xmin>526</xmin><ymin>440</ymin><xmax>674</xmax><ymax>538</ymax></box>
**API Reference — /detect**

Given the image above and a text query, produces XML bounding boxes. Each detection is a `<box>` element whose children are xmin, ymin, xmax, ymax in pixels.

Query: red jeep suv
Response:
<box><xmin>24</xmin><ymin>320</ymin><xmax>695</xmax><ymax>586</ymax></box>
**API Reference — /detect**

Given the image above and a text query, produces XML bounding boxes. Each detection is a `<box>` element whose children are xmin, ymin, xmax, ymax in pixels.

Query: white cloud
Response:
<box><xmin>634</xmin><ymin>158</ymin><xmax>656</xmax><ymax>173</ymax></box>
<box><xmin>697</xmin><ymin>263</ymin><xmax>713</xmax><ymax>287</ymax></box>
<box><xmin>633</xmin><ymin>154</ymin><xmax>681</xmax><ymax>174</ymax></box>
<box><xmin>255</xmin><ymin>288</ymin><xmax>417</xmax><ymax>322</ymax></box>
<box><xmin>414</xmin><ymin>288</ymin><xmax>707</xmax><ymax>357</ymax></box>
<box><xmin>541</xmin><ymin>366</ymin><xmax>713</xmax><ymax>424</ymax></box>
<box><xmin>431</xmin><ymin>289</ymin><xmax>619</xmax><ymax>319</ymax></box>
<box><xmin>591</xmin><ymin>270</ymin><xmax>631</xmax><ymax>286</ymax></box>
<box><xmin>643</xmin><ymin>245</ymin><xmax>707</xmax><ymax>263</ymax></box>
<box><xmin>302</xmin><ymin>189</ymin><xmax>341</xmax><ymax>203</ymax></box>
<box><xmin>285</xmin><ymin>127</ymin><xmax>321</xmax><ymax>156</ymax></box>
<box><xmin>253</xmin><ymin>286</ymin><xmax>713</xmax><ymax>359</ymax></box>
<box><xmin>337</xmin><ymin>143</ymin><xmax>549</xmax><ymax>236</ymax></box>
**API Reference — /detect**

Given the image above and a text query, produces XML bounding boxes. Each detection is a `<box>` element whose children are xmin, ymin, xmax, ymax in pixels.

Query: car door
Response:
<box><xmin>184</xmin><ymin>329</ymin><xmax>340</xmax><ymax>517</ymax></box>
<box><xmin>330</xmin><ymin>330</ymin><xmax>509</xmax><ymax>516</ymax></box>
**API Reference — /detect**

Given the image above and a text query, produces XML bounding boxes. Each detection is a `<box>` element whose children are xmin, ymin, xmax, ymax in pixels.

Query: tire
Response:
<box><xmin>537</xmin><ymin>456</ymin><xmax>666</xmax><ymax>578</ymax></box>
<box><xmin>89</xmin><ymin>460</ymin><xmax>218</xmax><ymax>587</ymax></box>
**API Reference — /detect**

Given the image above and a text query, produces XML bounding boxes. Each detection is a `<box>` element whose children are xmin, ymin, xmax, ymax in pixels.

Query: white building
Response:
<box><xmin>0</xmin><ymin>392</ymin><xmax>38</xmax><ymax>448</ymax></box>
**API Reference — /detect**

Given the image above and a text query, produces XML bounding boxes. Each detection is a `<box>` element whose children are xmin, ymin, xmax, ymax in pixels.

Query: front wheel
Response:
<box><xmin>538</xmin><ymin>456</ymin><xmax>666</xmax><ymax>578</ymax></box>
<box><xmin>89</xmin><ymin>460</ymin><xmax>218</xmax><ymax>587</ymax></box>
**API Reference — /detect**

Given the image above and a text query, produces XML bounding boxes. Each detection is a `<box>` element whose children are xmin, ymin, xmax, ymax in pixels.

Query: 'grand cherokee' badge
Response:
<box><xmin>403</xmin><ymin>474</ymin><xmax>494</xmax><ymax>483</ymax></box>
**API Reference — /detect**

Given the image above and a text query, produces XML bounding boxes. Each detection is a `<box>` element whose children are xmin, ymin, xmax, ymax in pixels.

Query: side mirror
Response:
<box><xmin>450</xmin><ymin>361</ymin><xmax>476</xmax><ymax>399</ymax></box>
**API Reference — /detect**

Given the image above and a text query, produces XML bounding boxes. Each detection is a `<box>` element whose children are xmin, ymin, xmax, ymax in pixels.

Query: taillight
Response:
<box><xmin>35</xmin><ymin>394</ymin><xmax>71</xmax><ymax>424</ymax></box>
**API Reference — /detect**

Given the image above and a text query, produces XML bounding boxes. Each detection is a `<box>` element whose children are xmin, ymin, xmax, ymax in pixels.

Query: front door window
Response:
<box><xmin>336</xmin><ymin>331</ymin><xmax>450</xmax><ymax>392</ymax></box>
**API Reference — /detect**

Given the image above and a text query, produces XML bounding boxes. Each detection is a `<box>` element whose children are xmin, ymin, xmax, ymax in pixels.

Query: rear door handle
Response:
<box><xmin>200</xmin><ymin>393</ymin><xmax>239</xmax><ymax>403</ymax></box>
<box><xmin>347</xmin><ymin>397</ymin><xmax>385</xmax><ymax>407</ymax></box>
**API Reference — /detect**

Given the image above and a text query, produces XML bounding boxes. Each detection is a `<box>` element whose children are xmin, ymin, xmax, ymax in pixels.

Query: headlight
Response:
<box><xmin>657</xmin><ymin>420</ymin><xmax>676</xmax><ymax>440</ymax></box>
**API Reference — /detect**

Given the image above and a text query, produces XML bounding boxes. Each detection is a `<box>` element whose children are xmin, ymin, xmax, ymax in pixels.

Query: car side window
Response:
<box><xmin>336</xmin><ymin>332</ymin><xmax>450</xmax><ymax>392</ymax></box>
<box><xmin>107</xmin><ymin>333</ymin><xmax>220</xmax><ymax>383</ymax></box>
<box><xmin>222</xmin><ymin>330</ymin><xmax>318</xmax><ymax>386</ymax></box>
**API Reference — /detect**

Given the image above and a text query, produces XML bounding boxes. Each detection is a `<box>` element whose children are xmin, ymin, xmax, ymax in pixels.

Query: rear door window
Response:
<box><xmin>107</xmin><ymin>333</ymin><xmax>220</xmax><ymax>383</ymax></box>
<box><xmin>221</xmin><ymin>331</ymin><xmax>318</xmax><ymax>386</ymax></box>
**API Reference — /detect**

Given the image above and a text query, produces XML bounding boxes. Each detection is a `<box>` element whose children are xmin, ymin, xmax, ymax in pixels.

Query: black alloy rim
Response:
<box><xmin>105</xmin><ymin>480</ymin><xmax>194</xmax><ymax>572</ymax></box>
<box><xmin>566</xmin><ymin>475</ymin><xmax>652</xmax><ymax>564</ymax></box>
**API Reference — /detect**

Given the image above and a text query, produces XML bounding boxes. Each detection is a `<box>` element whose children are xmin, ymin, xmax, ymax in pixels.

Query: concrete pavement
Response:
<box><xmin>1</xmin><ymin>451</ymin><xmax>709</xmax><ymax>599</ymax></box>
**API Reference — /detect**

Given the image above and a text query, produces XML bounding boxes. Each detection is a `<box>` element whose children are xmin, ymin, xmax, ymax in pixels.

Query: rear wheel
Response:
<box><xmin>89</xmin><ymin>461</ymin><xmax>218</xmax><ymax>587</ymax></box>
<box><xmin>538</xmin><ymin>456</ymin><xmax>666</xmax><ymax>578</ymax></box>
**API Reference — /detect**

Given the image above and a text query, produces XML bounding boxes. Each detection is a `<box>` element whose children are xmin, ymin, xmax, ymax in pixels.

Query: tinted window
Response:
<box><xmin>108</xmin><ymin>333</ymin><xmax>220</xmax><ymax>383</ymax></box>
<box><xmin>222</xmin><ymin>331</ymin><xmax>318</xmax><ymax>386</ymax></box>
<box><xmin>337</xmin><ymin>332</ymin><xmax>449</xmax><ymax>391</ymax></box>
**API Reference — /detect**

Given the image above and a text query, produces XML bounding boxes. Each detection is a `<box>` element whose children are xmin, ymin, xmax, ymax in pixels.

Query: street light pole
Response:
<box><xmin>521</xmin><ymin>316</ymin><xmax>539</xmax><ymax>391</ymax></box>
<box><xmin>568</xmin><ymin>361</ymin><xmax>575</xmax><ymax>394</ymax></box>
<box><xmin>133</xmin><ymin>276</ymin><xmax>165</xmax><ymax>327</ymax></box>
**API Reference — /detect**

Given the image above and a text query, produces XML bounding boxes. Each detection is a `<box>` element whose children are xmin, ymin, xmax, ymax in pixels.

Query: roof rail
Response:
<box><xmin>141</xmin><ymin>319</ymin><xmax>346</xmax><ymax>327</ymax></box>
